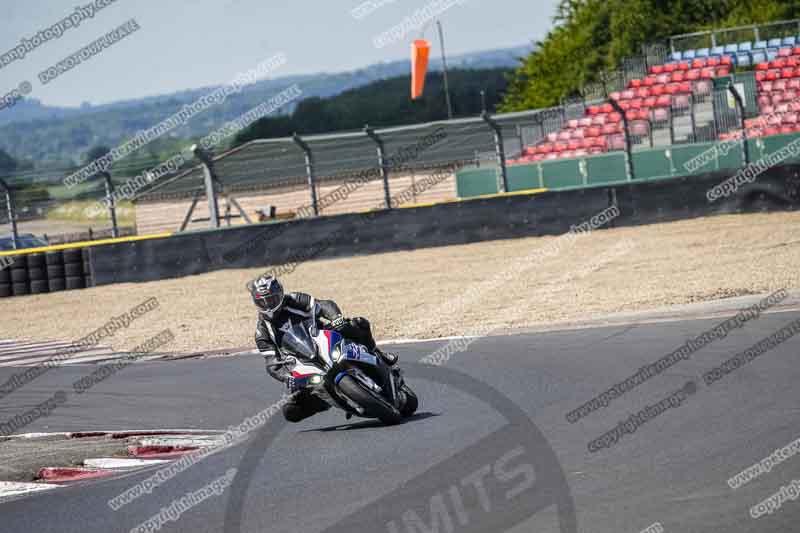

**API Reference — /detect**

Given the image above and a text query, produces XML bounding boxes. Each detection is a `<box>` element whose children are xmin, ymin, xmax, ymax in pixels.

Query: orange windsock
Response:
<box><xmin>411</xmin><ymin>39</ymin><xmax>431</xmax><ymax>100</ymax></box>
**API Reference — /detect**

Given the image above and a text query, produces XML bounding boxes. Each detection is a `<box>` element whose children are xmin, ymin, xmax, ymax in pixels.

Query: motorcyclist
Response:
<box><xmin>249</xmin><ymin>275</ymin><xmax>398</xmax><ymax>422</ymax></box>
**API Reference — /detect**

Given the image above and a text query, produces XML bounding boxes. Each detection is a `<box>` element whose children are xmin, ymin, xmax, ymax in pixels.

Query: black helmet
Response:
<box><xmin>249</xmin><ymin>275</ymin><xmax>284</xmax><ymax>319</ymax></box>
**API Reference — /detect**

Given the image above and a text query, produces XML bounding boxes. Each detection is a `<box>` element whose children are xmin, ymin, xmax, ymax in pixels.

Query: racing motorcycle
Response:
<box><xmin>266</xmin><ymin>310</ymin><xmax>418</xmax><ymax>425</ymax></box>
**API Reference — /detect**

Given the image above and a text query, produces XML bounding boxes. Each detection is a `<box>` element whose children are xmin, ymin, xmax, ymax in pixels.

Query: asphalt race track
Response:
<box><xmin>1</xmin><ymin>310</ymin><xmax>799</xmax><ymax>533</ymax></box>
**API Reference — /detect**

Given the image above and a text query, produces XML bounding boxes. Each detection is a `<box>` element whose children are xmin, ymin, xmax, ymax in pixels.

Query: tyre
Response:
<box><xmin>30</xmin><ymin>280</ymin><xmax>49</xmax><ymax>294</ymax></box>
<box><xmin>48</xmin><ymin>278</ymin><xmax>66</xmax><ymax>292</ymax></box>
<box><xmin>45</xmin><ymin>251</ymin><xmax>64</xmax><ymax>266</ymax></box>
<box><xmin>64</xmin><ymin>262</ymin><xmax>84</xmax><ymax>277</ymax></box>
<box><xmin>10</xmin><ymin>268</ymin><xmax>28</xmax><ymax>283</ymax></box>
<box><xmin>47</xmin><ymin>264</ymin><xmax>65</xmax><ymax>279</ymax></box>
<box><xmin>65</xmin><ymin>276</ymin><xmax>85</xmax><ymax>290</ymax></box>
<box><xmin>0</xmin><ymin>266</ymin><xmax>9</xmax><ymax>284</ymax></box>
<box><xmin>27</xmin><ymin>267</ymin><xmax>46</xmax><ymax>281</ymax></box>
<box><xmin>12</xmin><ymin>282</ymin><xmax>29</xmax><ymax>296</ymax></box>
<box><xmin>337</xmin><ymin>375</ymin><xmax>403</xmax><ymax>425</ymax></box>
<box><xmin>399</xmin><ymin>384</ymin><xmax>419</xmax><ymax>418</ymax></box>
<box><xmin>26</xmin><ymin>253</ymin><xmax>45</xmax><ymax>269</ymax></box>
<box><xmin>0</xmin><ymin>283</ymin><xmax>10</xmax><ymax>298</ymax></box>
<box><xmin>63</xmin><ymin>248</ymin><xmax>83</xmax><ymax>264</ymax></box>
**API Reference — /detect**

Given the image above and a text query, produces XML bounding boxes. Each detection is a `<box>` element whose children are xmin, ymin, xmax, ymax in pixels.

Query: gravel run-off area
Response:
<box><xmin>2</xmin><ymin>211</ymin><xmax>799</xmax><ymax>354</ymax></box>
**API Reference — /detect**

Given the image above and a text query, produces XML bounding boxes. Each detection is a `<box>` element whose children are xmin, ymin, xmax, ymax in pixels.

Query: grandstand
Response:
<box><xmin>509</xmin><ymin>32</ymin><xmax>800</xmax><ymax>165</ymax></box>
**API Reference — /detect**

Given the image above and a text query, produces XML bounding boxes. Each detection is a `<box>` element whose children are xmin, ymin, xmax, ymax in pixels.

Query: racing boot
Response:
<box><xmin>374</xmin><ymin>347</ymin><xmax>398</xmax><ymax>366</ymax></box>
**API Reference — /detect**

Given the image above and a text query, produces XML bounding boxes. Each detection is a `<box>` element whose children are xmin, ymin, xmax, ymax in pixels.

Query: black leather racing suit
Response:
<box><xmin>255</xmin><ymin>292</ymin><xmax>380</xmax><ymax>422</ymax></box>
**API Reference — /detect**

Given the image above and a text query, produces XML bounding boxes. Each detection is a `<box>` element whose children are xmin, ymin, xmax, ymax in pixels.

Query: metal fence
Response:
<box><xmin>0</xmin><ymin>29</ymin><xmax>770</xmax><ymax>247</ymax></box>
<box><xmin>670</xmin><ymin>19</ymin><xmax>800</xmax><ymax>54</ymax></box>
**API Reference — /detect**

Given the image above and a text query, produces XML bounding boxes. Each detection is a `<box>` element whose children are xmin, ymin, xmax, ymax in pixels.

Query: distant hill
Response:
<box><xmin>0</xmin><ymin>45</ymin><xmax>530</xmax><ymax>168</ymax></box>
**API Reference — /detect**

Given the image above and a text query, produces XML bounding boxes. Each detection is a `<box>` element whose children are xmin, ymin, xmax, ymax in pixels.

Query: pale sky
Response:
<box><xmin>0</xmin><ymin>0</ymin><xmax>558</xmax><ymax>107</ymax></box>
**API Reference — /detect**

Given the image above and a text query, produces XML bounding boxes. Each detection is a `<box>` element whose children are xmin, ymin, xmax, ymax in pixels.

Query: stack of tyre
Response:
<box><xmin>0</xmin><ymin>248</ymin><xmax>93</xmax><ymax>298</ymax></box>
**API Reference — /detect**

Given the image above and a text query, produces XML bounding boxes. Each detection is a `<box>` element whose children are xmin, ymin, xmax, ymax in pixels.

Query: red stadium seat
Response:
<box><xmin>609</xmin><ymin>91</ymin><xmax>622</xmax><ymax>101</ymax></box>
<box><xmin>790</xmin><ymin>78</ymin><xmax>800</xmax><ymax>90</ymax></box>
<box><xmin>568</xmin><ymin>119</ymin><xmax>579</xmax><ymax>129</ymax></box>
<box><xmin>579</xmin><ymin>117</ymin><xmax>593</xmax><ymax>127</ymax></box>
<box><xmin>625</xmin><ymin>109</ymin><xmax>639</xmax><ymax>120</ymax></box>
<box><xmin>650</xmin><ymin>65</ymin><xmax>664</xmax><ymax>74</ymax></box>
<box><xmin>759</xmin><ymin>95</ymin><xmax>773</xmax><ymax>108</ymax></box>
<box><xmin>772</xmin><ymin>93</ymin><xmax>784</xmax><ymax>104</ymax></box>
<box><xmin>601</xmin><ymin>103</ymin><xmax>614</xmax><ymax>113</ymax></box>
<box><xmin>756</xmin><ymin>71</ymin><xmax>768</xmax><ymax>82</ymax></box>
<box><xmin>762</xmin><ymin>104</ymin><xmax>775</xmax><ymax>115</ymax></box>
<box><xmin>546</xmin><ymin>132</ymin><xmax>559</xmax><ymax>143</ymax></box>
<box><xmin>558</xmin><ymin>131</ymin><xmax>572</xmax><ymax>141</ymax></box>
<box><xmin>545</xmin><ymin>153</ymin><xmax>558</xmax><ymax>160</ymax></box>
<box><xmin>788</xmin><ymin>57</ymin><xmax>799</xmax><ymax>67</ymax></box>
<box><xmin>665</xmin><ymin>83</ymin><xmax>681</xmax><ymax>94</ymax></box>
<box><xmin>779</xmin><ymin>47</ymin><xmax>793</xmax><ymax>57</ymax></box>
<box><xmin>629</xmin><ymin>78</ymin><xmax>642</xmax><ymax>89</ymax></box>
<box><xmin>762</xmin><ymin>81</ymin><xmax>775</xmax><ymax>92</ymax></box>
<box><xmin>592</xmin><ymin>114</ymin><xmax>608</xmax><ymax>125</ymax></box>
<box><xmin>783</xmin><ymin>67</ymin><xmax>796</xmax><ymax>79</ymax></box>
<box><xmin>679</xmin><ymin>81</ymin><xmax>692</xmax><ymax>93</ymax></box>
<box><xmin>644</xmin><ymin>96</ymin><xmax>658</xmax><ymax>108</ymax></box>
<box><xmin>664</xmin><ymin>63</ymin><xmax>677</xmax><ymax>73</ymax></box>
<box><xmin>771</xmin><ymin>58</ymin><xmax>788</xmax><ymax>69</ymax></box>
<box><xmin>678</xmin><ymin>61</ymin><xmax>690</xmax><ymax>71</ymax></box>
<box><xmin>781</xmin><ymin>125</ymin><xmax>794</xmax><ymax>134</ymax></box>
<box><xmin>671</xmin><ymin>71</ymin><xmax>686</xmax><ymax>82</ymax></box>
<box><xmin>554</xmin><ymin>141</ymin><xmax>568</xmax><ymax>152</ymax></box>
<box><xmin>794</xmin><ymin>46</ymin><xmax>800</xmax><ymax>55</ymax></box>
<box><xmin>755</xmin><ymin>62</ymin><xmax>771</xmax><ymax>71</ymax></box>
<box><xmin>629</xmin><ymin>98</ymin><xmax>643</xmax><ymax>109</ymax></box>
<box><xmin>643</xmin><ymin>76</ymin><xmax>657</xmax><ymax>87</ymax></box>
<box><xmin>686</xmin><ymin>69</ymin><xmax>701</xmax><ymax>80</ymax></box>
<box><xmin>602</xmin><ymin>123</ymin><xmax>619</xmax><ymax>135</ymax></box>
<box><xmin>631</xmin><ymin>120</ymin><xmax>650</xmax><ymax>136</ymax></box>
<box><xmin>720</xmin><ymin>55</ymin><xmax>733</xmax><ymax>66</ymax></box>
<box><xmin>764</xmin><ymin>127</ymin><xmax>781</xmax><ymax>136</ymax></box>
<box><xmin>691</xmin><ymin>58</ymin><xmax>707</xmax><ymax>69</ymax></box>
<box><xmin>574</xmin><ymin>149</ymin><xmax>588</xmax><ymax>157</ymax></box>
<box><xmin>656</xmin><ymin>74</ymin><xmax>671</xmax><ymax>85</ymax></box>
<box><xmin>622</xmin><ymin>89</ymin><xmax>636</xmax><ymax>100</ymax></box>
<box><xmin>766</xmin><ymin>70</ymin><xmax>780</xmax><ymax>81</ymax></box>
<box><xmin>716</xmin><ymin>67</ymin><xmax>731</xmax><ymax>77</ymax></box>
<box><xmin>572</xmin><ymin>127</ymin><xmax>585</xmax><ymax>139</ymax></box>
<box><xmin>580</xmin><ymin>138</ymin><xmax>595</xmax><ymax>149</ymax></box>
<box><xmin>586</xmin><ymin>126</ymin><xmax>602</xmax><ymax>137</ymax></box>
<box><xmin>656</xmin><ymin>95</ymin><xmax>672</xmax><ymax>107</ymax></box>
<box><xmin>567</xmin><ymin>139</ymin><xmax>582</xmax><ymax>150</ymax></box>
<box><xmin>707</xmin><ymin>56</ymin><xmax>721</xmax><ymax>67</ymax></box>
<box><xmin>701</xmin><ymin>67</ymin><xmax>715</xmax><ymax>79</ymax></box>
<box><xmin>637</xmin><ymin>87</ymin><xmax>651</xmax><ymax>98</ymax></box>
<box><xmin>783</xmin><ymin>112</ymin><xmax>798</xmax><ymax>124</ymax></box>
<box><xmin>775</xmin><ymin>79</ymin><xmax>788</xmax><ymax>91</ymax></box>
<box><xmin>608</xmin><ymin>112</ymin><xmax>623</xmax><ymax>123</ymax></box>
<box><xmin>650</xmin><ymin>84</ymin><xmax>666</xmax><ymax>96</ymax></box>
<box><xmin>768</xmin><ymin>113</ymin><xmax>783</xmax><ymax>126</ymax></box>
<box><xmin>587</xmin><ymin>105</ymin><xmax>602</xmax><ymax>115</ymax></box>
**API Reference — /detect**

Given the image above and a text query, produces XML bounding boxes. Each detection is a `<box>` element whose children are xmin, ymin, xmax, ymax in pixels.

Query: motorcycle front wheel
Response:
<box><xmin>337</xmin><ymin>375</ymin><xmax>403</xmax><ymax>425</ymax></box>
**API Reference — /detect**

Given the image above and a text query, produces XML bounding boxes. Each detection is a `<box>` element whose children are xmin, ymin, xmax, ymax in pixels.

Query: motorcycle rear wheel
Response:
<box><xmin>337</xmin><ymin>375</ymin><xmax>403</xmax><ymax>425</ymax></box>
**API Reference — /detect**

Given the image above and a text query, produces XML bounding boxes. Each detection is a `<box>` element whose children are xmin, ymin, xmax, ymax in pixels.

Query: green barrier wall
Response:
<box><xmin>456</xmin><ymin>132</ymin><xmax>800</xmax><ymax>198</ymax></box>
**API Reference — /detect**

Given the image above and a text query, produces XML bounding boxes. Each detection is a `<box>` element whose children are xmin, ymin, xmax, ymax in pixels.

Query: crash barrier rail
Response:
<box><xmin>51</xmin><ymin>162</ymin><xmax>800</xmax><ymax>288</ymax></box>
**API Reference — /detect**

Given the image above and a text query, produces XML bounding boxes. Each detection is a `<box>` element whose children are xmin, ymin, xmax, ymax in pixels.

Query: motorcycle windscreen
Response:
<box><xmin>280</xmin><ymin>321</ymin><xmax>317</xmax><ymax>361</ymax></box>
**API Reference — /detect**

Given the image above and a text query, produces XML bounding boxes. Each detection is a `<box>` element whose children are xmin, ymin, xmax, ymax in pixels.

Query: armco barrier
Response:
<box><xmin>85</xmin><ymin>163</ymin><xmax>800</xmax><ymax>287</ymax></box>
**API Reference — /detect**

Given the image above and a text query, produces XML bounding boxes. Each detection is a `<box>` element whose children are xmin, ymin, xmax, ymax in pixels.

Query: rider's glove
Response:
<box><xmin>330</xmin><ymin>316</ymin><xmax>347</xmax><ymax>330</ymax></box>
